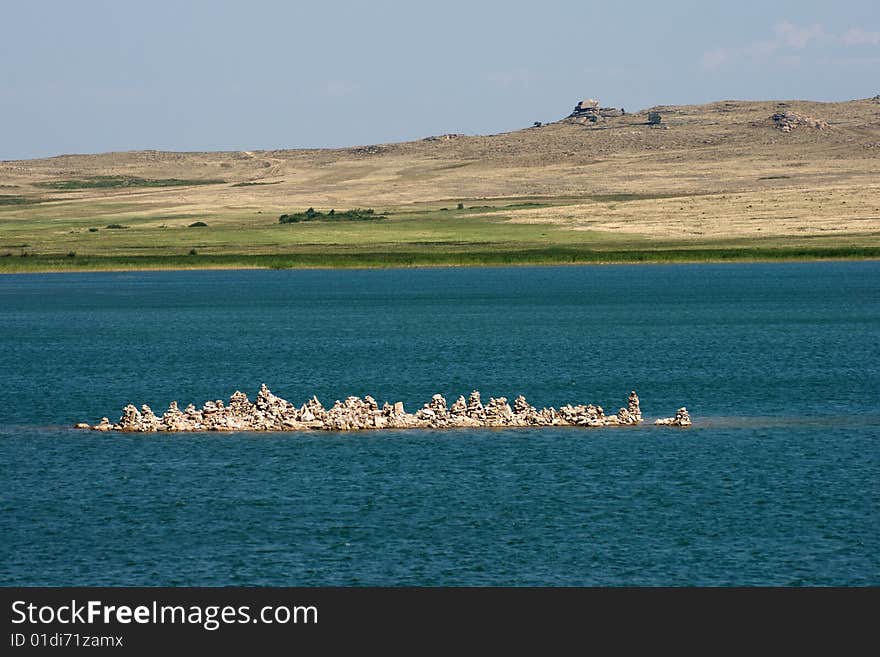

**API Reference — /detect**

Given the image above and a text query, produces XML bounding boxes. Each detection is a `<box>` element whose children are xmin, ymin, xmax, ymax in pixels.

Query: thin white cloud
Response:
<box><xmin>700</xmin><ymin>48</ymin><xmax>729</xmax><ymax>70</ymax></box>
<box><xmin>700</xmin><ymin>38</ymin><xmax>782</xmax><ymax>71</ymax></box>
<box><xmin>701</xmin><ymin>21</ymin><xmax>879</xmax><ymax>71</ymax></box>
<box><xmin>841</xmin><ymin>28</ymin><xmax>880</xmax><ymax>46</ymax></box>
<box><xmin>740</xmin><ymin>39</ymin><xmax>780</xmax><ymax>59</ymax></box>
<box><xmin>775</xmin><ymin>21</ymin><xmax>825</xmax><ymax>48</ymax></box>
<box><xmin>777</xmin><ymin>54</ymin><xmax>803</xmax><ymax>68</ymax></box>
<box><xmin>319</xmin><ymin>81</ymin><xmax>361</xmax><ymax>98</ymax></box>
<box><xmin>486</xmin><ymin>68</ymin><xmax>536</xmax><ymax>87</ymax></box>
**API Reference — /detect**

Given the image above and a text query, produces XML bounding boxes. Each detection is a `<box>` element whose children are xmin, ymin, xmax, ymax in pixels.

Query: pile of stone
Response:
<box><xmin>770</xmin><ymin>111</ymin><xmax>829</xmax><ymax>132</ymax></box>
<box><xmin>558</xmin><ymin>403</ymin><xmax>606</xmax><ymax>427</ymax></box>
<box><xmin>567</xmin><ymin>98</ymin><xmax>625</xmax><ymax>123</ymax></box>
<box><xmin>423</xmin><ymin>134</ymin><xmax>464</xmax><ymax>142</ymax></box>
<box><xmin>616</xmin><ymin>390</ymin><xmax>643</xmax><ymax>425</ymax></box>
<box><xmin>654</xmin><ymin>407</ymin><xmax>692</xmax><ymax>427</ymax></box>
<box><xmin>349</xmin><ymin>145</ymin><xmax>385</xmax><ymax>156</ymax></box>
<box><xmin>75</xmin><ymin>387</ymin><xmax>690</xmax><ymax>433</ymax></box>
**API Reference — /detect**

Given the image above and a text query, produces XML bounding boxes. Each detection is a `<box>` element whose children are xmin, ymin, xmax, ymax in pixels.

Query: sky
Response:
<box><xmin>1</xmin><ymin>0</ymin><xmax>878</xmax><ymax>160</ymax></box>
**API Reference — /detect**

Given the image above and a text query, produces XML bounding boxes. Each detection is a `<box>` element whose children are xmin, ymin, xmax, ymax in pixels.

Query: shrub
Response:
<box><xmin>189</xmin><ymin>248</ymin><xmax>198</xmax><ymax>255</ymax></box>
<box><xmin>88</xmin><ymin>227</ymin><xmax>98</xmax><ymax>232</ymax></box>
<box><xmin>457</xmin><ymin>203</ymin><xmax>464</xmax><ymax>210</ymax></box>
<box><xmin>105</xmin><ymin>224</ymin><xmax>128</xmax><ymax>229</ymax></box>
<box><xmin>188</xmin><ymin>221</ymin><xmax>208</xmax><ymax>228</ymax></box>
<box><xmin>279</xmin><ymin>207</ymin><xmax>382</xmax><ymax>223</ymax></box>
<box><xmin>647</xmin><ymin>111</ymin><xmax>662</xmax><ymax>125</ymax></box>
<box><xmin>36</xmin><ymin>176</ymin><xmax>225</xmax><ymax>190</ymax></box>
<box><xmin>67</xmin><ymin>251</ymin><xmax>76</xmax><ymax>258</ymax></box>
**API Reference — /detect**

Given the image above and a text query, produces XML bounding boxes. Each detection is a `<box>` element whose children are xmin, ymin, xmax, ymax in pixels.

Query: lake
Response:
<box><xmin>1</xmin><ymin>263</ymin><xmax>878</xmax><ymax>585</ymax></box>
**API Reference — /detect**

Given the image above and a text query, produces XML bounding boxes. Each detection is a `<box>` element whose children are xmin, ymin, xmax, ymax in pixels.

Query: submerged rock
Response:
<box><xmin>76</xmin><ymin>387</ymin><xmax>690</xmax><ymax>433</ymax></box>
<box><xmin>92</xmin><ymin>417</ymin><xmax>114</xmax><ymax>432</ymax></box>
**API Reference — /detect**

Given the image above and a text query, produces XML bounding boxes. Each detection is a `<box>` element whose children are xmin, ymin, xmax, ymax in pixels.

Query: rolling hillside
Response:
<box><xmin>1</xmin><ymin>97</ymin><xmax>879</xmax><ymax>270</ymax></box>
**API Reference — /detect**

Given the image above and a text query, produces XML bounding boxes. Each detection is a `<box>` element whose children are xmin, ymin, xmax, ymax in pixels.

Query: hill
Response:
<box><xmin>2</xmin><ymin>97</ymin><xmax>879</xmax><ymax>271</ymax></box>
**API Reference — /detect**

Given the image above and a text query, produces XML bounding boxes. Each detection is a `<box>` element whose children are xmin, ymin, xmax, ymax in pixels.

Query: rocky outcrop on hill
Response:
<box><xmin>77</xmin><ymin>387</ymin><xmax>692</xmax><ymax>432</ymax></box>
<box><xmin>573</xmin><ymin>99</ymin><xmax>600</xmax><ymax>114</ymax></box>
<box><xmin>567</xmin><ymin>98</ymin><xmax>626</xmax><ymax>123</ymax></box>
<box><xmin>423</xmin><ymin>133</ymin><xmax>464</xmax><ymax>142</ymax></box>
<box><xmin>771</xmin><ymin>111</ymin><xmax>829</xmax><ymax>132</ymax></box>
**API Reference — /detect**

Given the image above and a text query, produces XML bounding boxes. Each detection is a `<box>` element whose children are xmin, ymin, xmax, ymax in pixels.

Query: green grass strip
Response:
<box><xmin>2</xmin><ymin>245</ymin><xmax>879</xmax><ymax>273</ymax></box>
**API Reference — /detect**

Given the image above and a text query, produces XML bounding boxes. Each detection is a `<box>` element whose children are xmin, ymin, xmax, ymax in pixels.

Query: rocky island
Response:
<box><xmin>75</xmin><ymin>387</ymin><xmax>692</xmax><ymax>432</ymax></box>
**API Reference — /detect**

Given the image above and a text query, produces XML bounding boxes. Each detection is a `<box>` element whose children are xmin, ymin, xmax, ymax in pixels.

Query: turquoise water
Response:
<box><xmin>1</xmin><ymin>263</ymin><xmax>878</xmax><ymax>585</ymax></box>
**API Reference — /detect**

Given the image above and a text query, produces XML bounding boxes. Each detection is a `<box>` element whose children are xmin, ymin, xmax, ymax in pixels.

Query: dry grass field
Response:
<box><xmin>1</xmin><ymin>97</ymin><xmax>878</xmax><ymax>271</ymax></box>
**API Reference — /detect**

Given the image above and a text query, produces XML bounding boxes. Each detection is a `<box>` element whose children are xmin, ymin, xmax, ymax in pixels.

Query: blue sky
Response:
<box><xmin>1</xmin><ymin>0</ymin><xmax>878</xmax><ymax>159</ymax></box>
